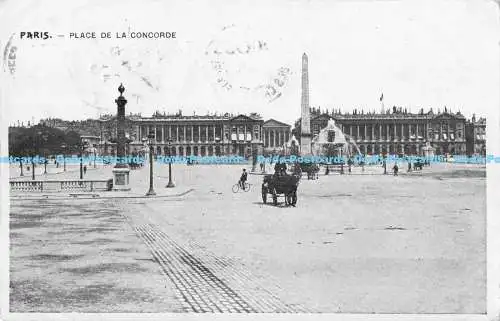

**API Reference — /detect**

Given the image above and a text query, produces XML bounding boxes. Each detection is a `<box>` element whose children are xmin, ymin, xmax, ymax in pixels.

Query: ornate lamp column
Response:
<box><xmin>146</xmin><ymin>132</ymin><xmax>156</xmax><ymax>196</ymax></box>
<box><xmin>166</xmin><ymin>139</ymin><xmax>175</xmax><ymax>188</ymax></box>
<box><xmin>112</xmin><ymin>83</ymin><xmax>131</xmax><ymax>191</ymax></box>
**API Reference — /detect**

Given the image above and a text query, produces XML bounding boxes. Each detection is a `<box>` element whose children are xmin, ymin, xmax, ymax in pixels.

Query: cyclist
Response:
<box><xmin>239</xmin><ymin>169</ymin><xmax>248</xmax><ymax>189</ymax></box>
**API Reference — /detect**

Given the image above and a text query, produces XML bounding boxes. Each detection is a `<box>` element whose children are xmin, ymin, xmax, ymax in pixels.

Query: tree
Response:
<box><xmin>9</xmin><ymin>126</ymin><xmax>82</xmax><ymax>157</ymax></box>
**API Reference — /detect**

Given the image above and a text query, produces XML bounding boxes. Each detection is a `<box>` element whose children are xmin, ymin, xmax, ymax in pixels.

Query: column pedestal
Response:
<box><xmin>112</xmin><ymin>167</ymin><xmax>131</xmax><ymax>191</ymax></box>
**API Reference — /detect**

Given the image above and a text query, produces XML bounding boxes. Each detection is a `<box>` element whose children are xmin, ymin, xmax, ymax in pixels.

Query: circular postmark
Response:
<box><xmin>2</xmin><ymin>33</ymin><xmax>17</xmax><ymax>76</ymax></box>
<box><xmin>205</xmin><ymin>25</ymin><xmax>292</xmax><ymax>103</ymax></box>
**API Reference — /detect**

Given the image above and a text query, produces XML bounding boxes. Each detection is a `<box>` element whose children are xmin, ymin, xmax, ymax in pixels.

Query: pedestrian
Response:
<box><xmin>260</xmin><ymin>162</ymin><xmax>264</xmax><ymax>173</ymax></box>
<box><xmin>393</xmin><ymin>163</ymin><xmax>399</xmax><ymax>176</ymax></box>
<box><xmin>83</xmin><ymin>165</ymin><xmax>87</xmax><ymax>175</ymax></box>
<box><xmin>407</xmin><ymin>161</ymin><xmax>412</xmax><ymax>172</ymax></box>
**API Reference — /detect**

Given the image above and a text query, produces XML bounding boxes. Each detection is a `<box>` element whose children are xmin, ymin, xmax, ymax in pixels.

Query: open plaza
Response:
<box><xmin>9</xmin><ymin>161</ymin><xmax>486</xmax><ymax>313</ymax></box>
<box><xmin>5</xmin><ymin>48</ymin><xmax>490</xmax><ymax>315</ymax></box>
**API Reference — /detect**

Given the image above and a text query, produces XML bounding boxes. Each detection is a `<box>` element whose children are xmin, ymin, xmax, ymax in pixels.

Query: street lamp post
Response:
<box><xmin>19</xmin><ymin>158</ymin><xmax>24</xmax><ymax>176</ymax></box>
<box><xmin>80</xmin><ymin>140</ymin><xmax>89</xmax><ymax>180</ymax></box>
<box><xmin>60</xmin><ymin>143</ymin><xmax>67</xmax><ymax>172</ymax></box>
<box><xmin>80</xmin><ymin>143</ymin><xmax>84</xmax><ymax>180</ymax></box>
<box><xmin>93</xmin><ymin>144</ymin><xmax>97</xmax><ymax>168</ymax></box>
<box><xmin>31</xmin><ymin>130</ymin><xmax>47</xmax><ymax>180</ymax></box>
<box><xmin>146</xmin><ymin>132</ymin><xmax>156</xmax><ymax>196</ymax></box>
<box><xmin>166</xmin><ymin>139</ymin><xmax>175</xmax><ymax>188</ymax></box>
<box><xmin>251</xmin><ymin>143</ymin><xmax>257</xmax><ymax>173</ymax></box>
<box><xmin>37</xmin><ymin>131</ymin><xmax>49</xmax><ymax>175</ymax></box>
<box><xmin>31</xmin><ymin>131</ymin><xmax>36</xmax><ymax>180</ymax></box>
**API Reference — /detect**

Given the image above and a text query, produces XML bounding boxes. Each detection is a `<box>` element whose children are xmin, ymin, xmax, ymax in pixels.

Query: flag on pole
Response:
<box><xmin>379</xmin><ymin>93</ymin><xmax>385</xmax><ymax>114</ymax></box>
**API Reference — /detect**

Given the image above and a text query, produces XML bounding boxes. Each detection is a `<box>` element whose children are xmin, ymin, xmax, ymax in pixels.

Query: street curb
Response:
<box><xmin>10</xmin><ymin>188</ymin><xmax>195</xmax><ymax>201</ymax></box>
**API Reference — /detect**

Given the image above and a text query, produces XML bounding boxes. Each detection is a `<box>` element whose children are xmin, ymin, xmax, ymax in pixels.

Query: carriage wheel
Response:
<box><xmin>292</xmin><ymin>191</ymin><xmax>297</xmax><ymax>206</ymax></box>
<box><xmin>272</xmin><ymin>188</ymin><xmax>278</xmax><ymax>206</ymax></box>
<box><xmin>262</xmin><ymin>186</ymin><xmax>267</xmax><ymax>204</ymax></box>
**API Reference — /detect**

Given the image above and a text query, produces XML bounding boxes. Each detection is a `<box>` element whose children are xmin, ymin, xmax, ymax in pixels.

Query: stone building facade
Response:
<box><xmin>97</xmin><ymin>112</ymin><xmax>266</xmax><ymax>158</ymax></box>
<box><xmin>300</xmin><ymin>107</ymin><xmax>471</xmax><ymax>156</ymax></box>
<box><xmin>465</xmin><ymin>114</ymin><xmax>486</xmax><ymax>156</ymax></box>
<box><xmin>262</xmin><ymin>119</ymin><xmax>291</xmax><ymax>155</ymax></box>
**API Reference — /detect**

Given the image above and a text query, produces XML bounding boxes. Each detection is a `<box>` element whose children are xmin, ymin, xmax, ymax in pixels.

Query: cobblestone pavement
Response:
<box><xmin>129</xmin><ymin>219</ymin><xmax>312</xmax><ymax>313</ymax></box>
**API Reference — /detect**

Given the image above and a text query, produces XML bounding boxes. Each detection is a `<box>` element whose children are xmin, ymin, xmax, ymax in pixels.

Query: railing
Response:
<box><xmin>324</xmin><ymin>164</ymin><xmax>345</xmax><ymax>175</ymax></box>
<box><xmin>10</xmin><ymin>179</ymin><xmax>112</xmax><ymax>193</ymax></box>
<box><xmin>10</xmin><ymin>181</ymin><xmax>44</xmax><ymax>192</ymax></box>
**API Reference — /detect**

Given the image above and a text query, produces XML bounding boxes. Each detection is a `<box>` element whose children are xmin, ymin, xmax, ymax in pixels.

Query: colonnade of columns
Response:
<box><xmin>133</xmin><ymin>123</ymin><xmax>263</xmax><ymax>157</ymax></box>
<box><xmin>345</xmin><ymin>123</ymin><xmax>427</xmax><ymax>141</ymax></box>
<box><xmin>136</xmin><ymin>124</ymin><xmax>224</xmax><ymax>143</ymax></box>
<box><xmin>263</xmin><ymin>128</ymin><xmax>290</xmax><ymax>148</ymax></box>
<box><xmin>355</xmin><ymin>143</ymin><xmax>421</xmax><ymax>155</ymax></box>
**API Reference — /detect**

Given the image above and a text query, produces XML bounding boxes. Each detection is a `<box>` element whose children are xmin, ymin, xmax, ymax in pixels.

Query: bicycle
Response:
<box><xmin>232</xmin><ymin>181</ymin><xmax>251</xmax><ymax>193</ymax></box>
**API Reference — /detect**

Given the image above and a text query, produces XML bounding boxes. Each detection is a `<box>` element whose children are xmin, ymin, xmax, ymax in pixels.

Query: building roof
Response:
<box><xmin>263</xmin><ymin>118</ymin><xmax>291</xmax><ymax>128</ymax></box>
<box><xmin>474</xmin><ymin>117</ymin><xmax>486</xmax><ymax>125</ymax></box>
<box><xmin>134</xmin><ymin>116</ymin><xmax>228</xmax><ymax>122</ymax></box>
<box><xmin>309</xmin><ymin>110</ymin><xmax>467</xmax><ymax>122</ymax></box>
<box><xmin>230</xmin><ymin>114</ymin><xmax>263</xmax><ymax>122</ymax></box>
<box><xmin>126</xmin><ymin>113</ymin><xmax>263</xmax><ymax>122</ymax></box>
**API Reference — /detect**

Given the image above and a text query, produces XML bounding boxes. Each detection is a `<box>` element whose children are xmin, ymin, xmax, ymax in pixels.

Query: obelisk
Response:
<box><xmin>300</xmin><ymin>53</ymin><xmax>312</xmax><ymax>155</ymax></box>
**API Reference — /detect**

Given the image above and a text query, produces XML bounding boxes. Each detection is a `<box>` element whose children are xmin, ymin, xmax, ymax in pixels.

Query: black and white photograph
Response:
<box><xmin>1</xmin><ymin>0</ymin><xmax>499</xmax><ymax>319</ymax></box>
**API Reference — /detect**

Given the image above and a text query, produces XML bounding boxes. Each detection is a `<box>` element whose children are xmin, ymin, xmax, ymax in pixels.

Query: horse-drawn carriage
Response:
<box><xmin>413</xmin><ymin>159</ymin><xmax>424</xmax><ymax>170</ymax></box>
<box><xmin>262</xmin><ymin>173</ymin><xmax>301</xmax><ymax>206</ymax></box>
<box><xmin>300</xmin><ymin>163</ymin><xmax>320</xmax><ymax>180</ymax></box>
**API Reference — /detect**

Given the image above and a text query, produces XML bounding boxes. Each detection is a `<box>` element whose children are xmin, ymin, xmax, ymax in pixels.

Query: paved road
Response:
<box><xmin>9</xmin><ymin>163</ymin><xmax>486</xmax><ymax>313</ymax></box>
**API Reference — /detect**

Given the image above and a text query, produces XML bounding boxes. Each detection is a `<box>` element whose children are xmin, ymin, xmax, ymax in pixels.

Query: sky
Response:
<box><xmin>0</xmin><ymin>0</ymin><xmax>499</xmax><ymax>126</ymax></box>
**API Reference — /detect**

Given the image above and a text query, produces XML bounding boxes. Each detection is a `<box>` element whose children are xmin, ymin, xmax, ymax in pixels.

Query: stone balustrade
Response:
<box><xmin>10</xmin><ymin>179</ymin><xmax>112</xmax><ymax>193</ymax></box>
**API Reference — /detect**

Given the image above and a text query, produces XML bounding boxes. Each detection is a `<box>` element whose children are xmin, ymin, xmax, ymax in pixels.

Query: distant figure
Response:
<box><xmin>56</xmin><ymin>161</ymin><xmax>59</xmax><ymax>168</ymax></box>
<box><xmin>407</xmin><ymin>161</ymin><xmax>412</xmax><ymax>172</ymax></box>
<box><xmin>83</xmin><ymin>165</ymin><xmax>87</xmax><ymax>175</ymax></box>
<box><xmin>260</xmin><ymin>162</ymin><xmax>265</xmax><ymax>173</ymax></box>
<box><xmin>393</xmin><ymin>163</ymin><xmax>399</xmax><ymax>176</ymax></box>
<box><xmin>382</xmin><ymin>159</ymin><xmax>387</xmax><ymax>174</ymax></box>
<box><xmin>27</xmin><ymin>165</ymin><xmax>30</xmax><ymax>171</ymax></box>
<box><xmin>347</xmin><ymin>158</ymin><xmax>353</xmax><ymax>174</ymax></box>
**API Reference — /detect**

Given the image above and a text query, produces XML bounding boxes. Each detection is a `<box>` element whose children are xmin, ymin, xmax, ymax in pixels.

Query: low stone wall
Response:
<box><xmin>10</xmin><ymin>179</ymin><xmax>112</xmax><ymax>193</ymax></box>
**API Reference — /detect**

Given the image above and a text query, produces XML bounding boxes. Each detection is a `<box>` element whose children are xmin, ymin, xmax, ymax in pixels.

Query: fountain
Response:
<box><xmin>283</xmin><ymin>135</ymin><xmax>300</xmax><ymax>156</ymax></box>
<box><xmin>311</xmin><ymin>119</ymin><xmax>362</xmax><ymax>159</ymax></box>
